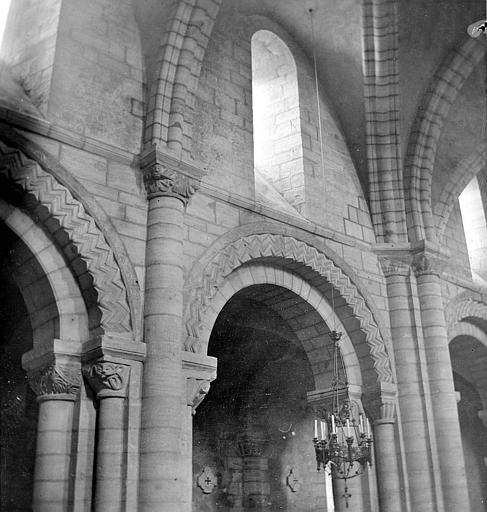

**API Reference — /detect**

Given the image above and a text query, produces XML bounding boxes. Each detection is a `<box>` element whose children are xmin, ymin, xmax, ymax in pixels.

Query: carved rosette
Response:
<box><xmin>28</xmin><ymin>364</ymin><xmax>82</xmax><ymax>400</ymax></box>
<box><xmin>83</xmin><ymin>360</ymin><xmax>130</xmax><ymax>398</ymax></box>
<box><xmin>187</xmin><ymin>377</ymin><xmax>211</xmax><ymax>415</ymax></box>
<box><xmin>143</xmin><ymin>163</ymin><xmax>200</xmax><ymax>205</ymax></box>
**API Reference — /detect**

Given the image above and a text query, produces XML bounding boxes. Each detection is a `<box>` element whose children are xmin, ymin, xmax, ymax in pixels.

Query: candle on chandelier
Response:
<box><xmin>314</xmin><ymin>419</ymin><xmax>318</xmax><ymax>438</ymax></box>
<box><xmin>346</xmin><ymin>418</ymin><xmax>351</xmax><ymax>437</ymax></box>
<box><xmin>320</xmin><ymin>421</ymin><xmax>325</xmax><ymax>440</ymax></box>
<box><xmin>366</xmin><ymin>418</ymin><xmax>371</xmax><ymax>438</ymax></box>
<box><xmin>331</xmin><ymin>414</ymin><xmax>336</xmax><ymax>434</ymax></box>
<box><xmin>359</xmin><ymin>413</ymin><xmax>364</xmax><ymax>434</ymax></box>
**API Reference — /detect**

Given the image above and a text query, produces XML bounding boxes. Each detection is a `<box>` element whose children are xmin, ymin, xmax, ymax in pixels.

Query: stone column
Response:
<box><xmin>83</xmin><ymin>358</ymin><xmax>131</xmax><ymax>512</ymax></box>
<box><xmin>333</xmin><ymin>477</ymin><xmax>361</xmax><ymax>512</ymax></box>
<box><xmin>367</xmin><ymin>384</ymin><xmax>402</xmax><ymax>512</ymax></box>
<box><xmin>238</xmin><ymin>427</ymin><xmax>270</xmax><ymax>511</ymax></box>
<box><xmin>379</xmin><ymin>255</ymin><xmax>439</xmax><ymax>512</ymax></box>
<box><xmin>138</xmin><ymin>149</ymin><xmax>204</xmax><ymax>512</ymax></box>
<box><xmin>413</xmin><ymin>246</ymin><xmax>470</xmax><ymax>512</ymax></box>
<box><xmin>22</xmin><ymin>340</ymin><xmax>82</xmax><ymax>512</ymax></box>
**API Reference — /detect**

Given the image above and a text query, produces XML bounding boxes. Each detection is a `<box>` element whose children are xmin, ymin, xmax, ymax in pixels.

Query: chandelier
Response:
<box><xmin>312</xmin><ymin>330</ymin><xmax>373</xmax><ymax>508</ymax></box>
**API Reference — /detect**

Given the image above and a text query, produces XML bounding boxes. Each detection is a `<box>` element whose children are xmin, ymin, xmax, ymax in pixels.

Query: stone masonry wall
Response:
<box><xmin>49</xmin><ymin>0</ymin><xmax>144</xmax><ymax>153</ymax></box>
<box><xmin>0</xmin><ymin>0</ymin><xmax>62</xmax><ymax>114</ymax></box>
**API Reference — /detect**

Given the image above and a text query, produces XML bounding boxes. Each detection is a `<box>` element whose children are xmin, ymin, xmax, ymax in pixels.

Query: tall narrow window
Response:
<box><xmin>459</xmin><ymin>175</ymin><xmax>487</xmax><ymax>283</ymax></box>
<box><xmin>251</xmin><ymin>30</ymin><xmax>305</xmax><ymax>214</ymax></box>
<box><xmin>0</xmin><ymin>0</ymin><xmax>12</xmax><ymax>49</ymax></box>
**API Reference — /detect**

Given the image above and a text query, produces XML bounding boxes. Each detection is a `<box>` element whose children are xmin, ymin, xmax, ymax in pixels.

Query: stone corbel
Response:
<box><xmin>22</xmin><ymin>339</ymin><xmax>82</xmax><ymax>401</ymax></box>
<box><xmin>183</xmin><ymin>351</ymin><xmax>217</xmax><ymax>414</ymax></box>
<box><xmin>140</xmin><ymin>147</ymin><xmax>206</xmax><ymax>205</ymax></box>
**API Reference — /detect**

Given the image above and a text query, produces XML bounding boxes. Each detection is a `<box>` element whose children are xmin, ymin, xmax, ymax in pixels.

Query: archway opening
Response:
<box><xmin>0</xmin><ymin>222</ymin><xmax>37</xmax><ymax>511</ymax></box>
<box><xmin>450</xmin><ymin>335</ymin><xmax>487</xmax><ymax>512</ymax></box>
<box><xmin>192</xmin><ymin>284</ymin><xmax>347</xmax><ymax>511</ymax></box>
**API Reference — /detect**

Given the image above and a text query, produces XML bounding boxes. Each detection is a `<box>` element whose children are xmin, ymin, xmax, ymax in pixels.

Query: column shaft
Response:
<box><xmin>374</xmin><ymin>419</ymin><xmax>401</xmax><ymax>512</ymax></box>
<box><xmin>94</xmin><ymin>396</ymin><xmax>126</xmax><ymax>512</ymax></box>
<box><xmin>333</xmin><ymin>476</ymin><xmax>363</xmax><ymax>512</ymax></box>
<box><xmin>385</xmin><ymin>272</ymin><xmax>438</xmax><ymax>511</ymax></box>
<box><xmin>416</xmin><ymin>272</ymin><xmax>470</xmax><ymax>512</ymax></box>
<box><xmin>33</xmin><ymin>397</ymin><xmax>75</xmax><ymax>512</ymax></box>
<box><xmin>139</xmin><ymin>195</ymin><xmax>187</xmax><ymax>511</ymax></box>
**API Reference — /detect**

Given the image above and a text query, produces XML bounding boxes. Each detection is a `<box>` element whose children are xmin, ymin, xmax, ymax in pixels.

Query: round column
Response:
<box><xmin>139</xmin><ymin>153</ymin><xmax>203</xmax><ymax>512</ymax></box>
<box><xmin>83</xmin><ymin>359</ymin><xmax>131</xmax><ymax>512</ymax></box>
<box><xmin>333</xmin><ymin>477</ymin><xmax>362</xmax><ymax>512</ymax></box>
<box><xmin>374</xmin><ymin>418</ymin><xmax>401</xmax><ymax>512</ymax></box>
<box><xmin>413</xmin><ymin>250</ymin><xmax>470</xmax><ymax>512</ymax></box>
<box><xmin>27</xmin><ymin>362</ymin><xmax>81</xmax><ymax>512</ymax></box>
<box><xmin>381</xmin><ymin>258</ymin><xmax>438</xmax><ymax>511</ymax></box>
<box><xmin>238</xmin><ymin>427</ymin><xmax>270</xmax><ymax>511</ymax></box>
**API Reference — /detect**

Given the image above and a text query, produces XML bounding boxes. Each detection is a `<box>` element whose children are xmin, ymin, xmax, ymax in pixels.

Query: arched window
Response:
<box><xmin>251</xmin><ymin>30</ymin><xmax>305</xmax><ymax>214</ymax></box>
<box><xmin>459</xmin><ymin>175</ymin><xmax>487</xmax><ymax>283</ymax></box>
<box><xmin>0</xmin><ymin>0</ymin><xmax>12</xmax><ymax>49</ymax></box>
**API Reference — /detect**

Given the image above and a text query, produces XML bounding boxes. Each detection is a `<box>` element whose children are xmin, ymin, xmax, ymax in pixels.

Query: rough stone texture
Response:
<box><xmin>0</xmin><ymin>0</ymin><xmax>486</xmax><ymax>511</ymax></box>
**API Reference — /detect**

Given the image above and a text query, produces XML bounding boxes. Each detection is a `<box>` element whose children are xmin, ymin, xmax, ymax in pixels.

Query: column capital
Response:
<box><xmin>374</xmin><ymin>243</ymin><xmax>412</xmax><ymax>277</ymax></box>
<box><xmin>411</xmin><ymin>240</ymin><xmax>449</xmax><ymax>278</ymax></box>
<box><xmin>362</xmin><ymin>381</ymin><xmax>398</xmax><ymax>423</ymax></box>
<box><xmin>140</xmin><ymin>147</ymin><xmax>206</xmax><ymax>204</ymax></box>
<box><xmin>22</xmin><ymin>339</ymin><xmax>82</xmax><ymax>400</ymax></box>
<box><xmin>83</xmin><ymin>359</ymin><xmax>131</xmax><ymax>398</ymax></box>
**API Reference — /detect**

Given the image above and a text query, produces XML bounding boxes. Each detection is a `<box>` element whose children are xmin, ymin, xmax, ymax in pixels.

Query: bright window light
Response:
<box><xmin>0</xmin><ymin>0</ymin><xmax>12</xmax><ymax>49</ymax></box>
<box><xmin>459</xmin><ymin>176</ymin><xmax>487</xmax><ymax>282</ymax></box>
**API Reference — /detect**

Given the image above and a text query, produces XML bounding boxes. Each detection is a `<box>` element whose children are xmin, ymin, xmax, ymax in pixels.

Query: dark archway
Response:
<box><xmin>193</xmin><ymin>285</ymin><xmax>334</xmax><ymax>511</ymax></box>
<box><xmin>0</xmin><ymin>223</ymin><xmax>37</xmax><ymax>511</ymax></box>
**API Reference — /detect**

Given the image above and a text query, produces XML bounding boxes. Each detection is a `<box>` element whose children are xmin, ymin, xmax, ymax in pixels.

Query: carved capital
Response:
<box><xmin>143</xmin><ymin>163</ymin><xmax>200</xmax><ymax>204</ymax></box>
<box><xmin>379</xmin><ymin>257</ymin><xmax>410</xmax><ymax>278</ymax></box>
<box><xmin>28</xmin><ymin>364</ymin><xmax>82</xmax><ymax>400</ymax></box>
<box><xmin>238</xmin><ymin>429</ymin><xmax>268</xmax><ymax>458</ymax></box>
<box><xmin>412</xmin><ymin>251</ymin><xmax>446</xmax><ymax>278</ymax></box>
<box><xmin>187</xmin><ymin>377</ymin><xmax>211</xmax><ymax>414</ymax></box>
<box><xmin>83</xmin><ymin>360</ymin><xmax>130</xmax><ymax>398</ymax></box>
<box><xmin>363</xmin><ymin>382</ymin><xmax>398</xmax><ymax>422</ymax></box>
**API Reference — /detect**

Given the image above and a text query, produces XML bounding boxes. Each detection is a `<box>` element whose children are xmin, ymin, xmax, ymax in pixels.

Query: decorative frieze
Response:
<box><xmin>28</xmin><ymin>364</ymin><xmax>81</xmax><ymax>399</ymax></box>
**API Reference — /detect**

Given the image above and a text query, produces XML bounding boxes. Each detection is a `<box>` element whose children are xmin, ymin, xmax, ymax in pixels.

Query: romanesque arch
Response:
<box><xmin>404</xmin><ymin>37</ymin><xmax>486</xmax><ymax>243</ymax></box>
<box><xmin>184</xmin><ymin>233</ymin><xmax>394</xmax><ymax>388</ymax></box>
<box><xmin>0</xmin><ymin>140</ymin><xmax>137</xmax><ymax>338</ymax></box>
<box><xmin>0</xmin><ymin>200</ymin><xmax>89</xmax><ymax>343</ymax></box>
<box><xmin>143</xmin><ymin>0</ymin><xmax>223</xmax><ymax>153</ymax></box>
